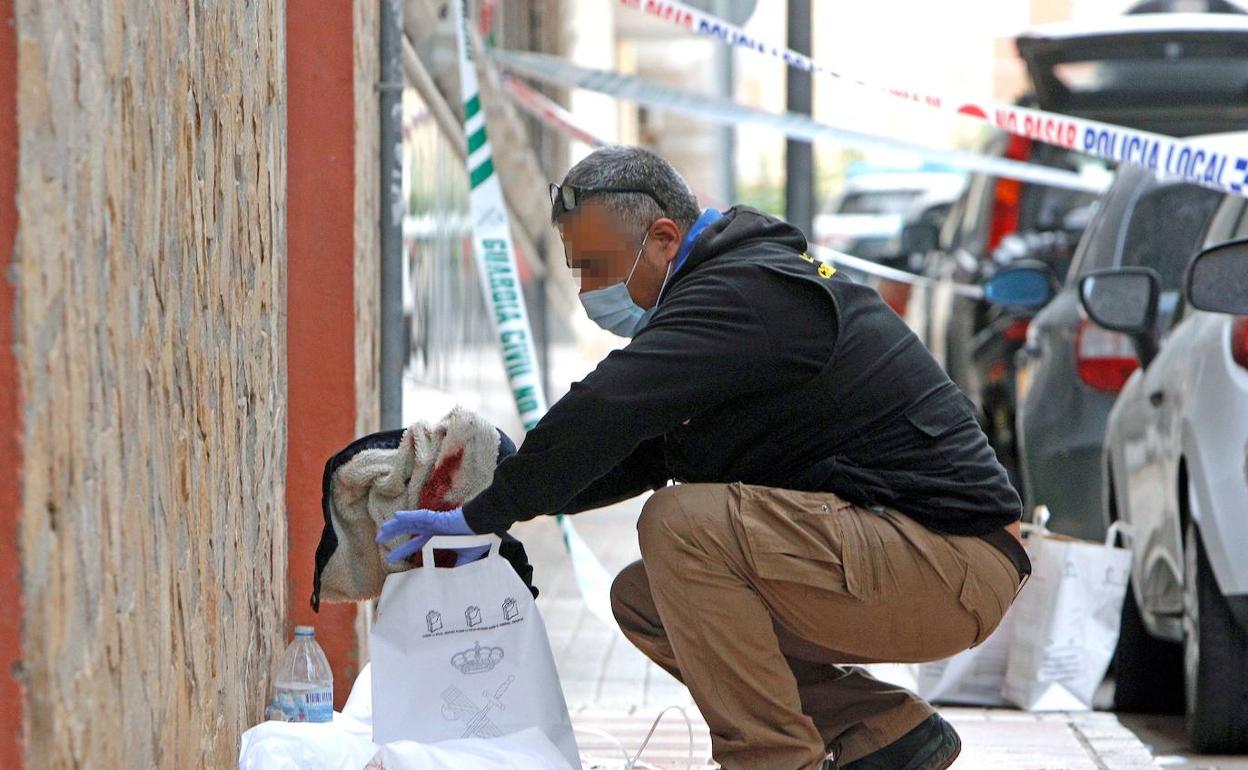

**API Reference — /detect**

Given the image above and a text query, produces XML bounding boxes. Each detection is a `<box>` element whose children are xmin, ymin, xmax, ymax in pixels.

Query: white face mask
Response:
<box><xmin>577</xmin><ymin>233</ymin><xmax>672</xmax><ymax>338</ymax></box>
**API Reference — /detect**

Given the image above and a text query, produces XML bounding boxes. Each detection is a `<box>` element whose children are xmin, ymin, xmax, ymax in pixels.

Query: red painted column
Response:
<box><xmin>286</xmin><ymin>1</ymin><xmax>361</xmax><ymax>705</ymax></box>
<box><xmin>0</xmin><ymin>0</ymin><xmax>24</xmax><ymax>763</ymax></box>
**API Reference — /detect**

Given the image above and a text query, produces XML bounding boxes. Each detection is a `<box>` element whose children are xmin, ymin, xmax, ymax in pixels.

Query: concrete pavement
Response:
<box><xmin>1120</xmin><ymin>714</ymin><xmax>1248</xmax><ymax>770</ymax></box>
<box><xmin>508</xmin><ymin>495</ymin><xmax>1228</xmax><ymax>770</ymax></box>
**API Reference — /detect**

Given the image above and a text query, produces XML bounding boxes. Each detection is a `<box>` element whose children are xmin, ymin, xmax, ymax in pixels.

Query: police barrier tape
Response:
<box><xmin>503</xmin><ymin>72</ymin><xmax>732</xmax><ymax>209</ymax></box>
<box><xmin>501</xmin><ymin>68</ymin><xmax>987</xmax><ymax>298</ymax></box>
<box><xmin>451</xmin><ymin>1</ymin><xmax>546</xmax><ymax>430</ymax></box>
<box><xmin>453</xmin><ymin>1</ymin><xmax>621</xmax><ymax>631</ymax></box>
<box><xmin>502</xmin><ymin>74</ymin><xmax>608</xmax><ymax>149</ymax></box>
<box><xmin>618</xmin><ymin>0</ymin><xmax>1248</xmax><ymax>200</ymax></box>
<box><xmin>492</xmin><ymin>49</ymin><xmax>1105</xmax><ymax>194</ymax></box>
<box><xmin>809</xmin><ymin>244</ymin><xmax>984</xmax><ymax>299</ymax></box>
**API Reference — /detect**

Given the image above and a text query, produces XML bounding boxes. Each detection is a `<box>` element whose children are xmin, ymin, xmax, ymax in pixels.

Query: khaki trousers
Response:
<box><xmin>610</xmin><ymin>483</ymin><xmax>1020</xmax><ymax>770</ymax></box>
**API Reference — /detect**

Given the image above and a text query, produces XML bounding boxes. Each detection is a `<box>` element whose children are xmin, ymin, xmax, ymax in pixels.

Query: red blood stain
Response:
<box><xmin>418</xmin><ymin>448</ymin><xmax>465</xmax><ymax>510</ymax></box>
<box><xmin>408</xmin><ymin>447</ymin><xmax>467</xmax><ymax>568</ymax></box>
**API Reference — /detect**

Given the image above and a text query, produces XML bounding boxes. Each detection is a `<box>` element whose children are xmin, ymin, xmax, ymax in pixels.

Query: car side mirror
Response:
<box><xmin>900</xmin><ymin>222</ymin><xmax>939</xmax><ymax>255</ymax></box>
<box><xmin>1079</xmin><ymin>268</ymin><xmax>1160</xmax><ymax>334</ymax></box>
<box><xmin>983</xmin><ymin>264</ymin><xmax>1056</xmax><ymax>309</ymax></box>
<box><xmin>1185</xmin><ymin>238</ymin><xmax>1248</xmax><ymax>315</ymax></box>
<box><xmin>1079</xmin><ymin>267</ymin><xmax>1161</xmax><ymax>368</ymax></box>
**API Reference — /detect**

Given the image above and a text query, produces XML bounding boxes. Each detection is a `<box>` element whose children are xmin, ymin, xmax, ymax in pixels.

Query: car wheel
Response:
<box><xmin>1184</xmin><ymin>521</ymin><xmax>1248</xmax><ymax>753</ymax></box>
<box><xmin>1112</xmin><ymin>579</ymin><xmax>1184</xmax><ymax>714</ymax></box>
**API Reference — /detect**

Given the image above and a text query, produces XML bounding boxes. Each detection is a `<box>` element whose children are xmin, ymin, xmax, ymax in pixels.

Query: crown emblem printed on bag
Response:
<box><xmin>451</xmin><ymin>642</ymin><xmax>505</xmax><ymax>675</ymax></box>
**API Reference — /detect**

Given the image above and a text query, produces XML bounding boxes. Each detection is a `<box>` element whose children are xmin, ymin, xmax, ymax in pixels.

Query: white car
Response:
<box><xmin>1080</xmin><ymin>200</ymin><xmax>1248</xmax><ymax>753</ymax></box>
<box><xmin>813</xmin><ymin>172</ymin><xmax>965</xmax><ymax>263</ymax></box>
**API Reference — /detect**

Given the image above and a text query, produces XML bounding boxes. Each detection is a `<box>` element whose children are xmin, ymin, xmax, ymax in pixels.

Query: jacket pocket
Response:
<box><xmin>732</xmin><ymin>483</ymin><xmax>883</xmax><ymax>602</ymax></box>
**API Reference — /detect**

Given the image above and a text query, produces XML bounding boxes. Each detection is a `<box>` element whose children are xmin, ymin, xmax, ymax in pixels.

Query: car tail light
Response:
<box><xmin>1076</xmin><ymin>320</ymin><xmax>1139</xmax><ymax>392</ymax></box>
<box><xmin>1003</xmin><ymin>318</ymin><xmax>1031</xmax><ymax>344</ymax></box>
<box><xmin>987</xmin><ymin>135</ymin><xmax>1032</xmax><ymax>251</ymax></box>
<box><xmin>1233</xmin><ymin>316</ymin><xmax>1248</xmax><ymax>370</ymax></box>
<box><xmin>987</xmin><ymin>359</ymin><xmax>1009</xmax><ymax>385</ymax></box>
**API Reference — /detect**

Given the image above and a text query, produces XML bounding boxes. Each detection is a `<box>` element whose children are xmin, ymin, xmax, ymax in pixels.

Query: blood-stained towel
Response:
<box><xmin>311</xmin><ymin>407</ymin><xmax>535</xmax><ymax>610</ymax></box>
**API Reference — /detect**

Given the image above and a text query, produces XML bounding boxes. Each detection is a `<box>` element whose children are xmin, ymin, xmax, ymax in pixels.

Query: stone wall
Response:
<box><xmin>356</xmin><ymin>0</ymin><xmax>382</xmax><ymax>441</ymax></box>
<box><xmin>13</xmin><ymin>1</ymin><xmax>287</xmax><ymax>766</ymax></box>
<box><xmin>353</xmin><ymin>0</ymin><xmax>382</xmax><ymax>667</ymax></box>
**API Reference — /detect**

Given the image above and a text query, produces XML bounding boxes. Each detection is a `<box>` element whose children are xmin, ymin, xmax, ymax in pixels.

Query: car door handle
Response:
<box><xmin>1149</xmin><ymin>390</ymin><xmax>1165</xmax><ymax>407</ymax></box>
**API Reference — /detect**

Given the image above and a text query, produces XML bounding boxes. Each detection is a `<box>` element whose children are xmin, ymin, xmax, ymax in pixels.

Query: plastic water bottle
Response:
<box><xmin>268</xmin><ymin>626</ymin><xmax>334</xmax><ymax>722</ymax></box>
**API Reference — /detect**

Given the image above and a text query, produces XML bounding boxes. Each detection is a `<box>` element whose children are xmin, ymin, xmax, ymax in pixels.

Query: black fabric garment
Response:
<box><xmin>463</xmin><ymin>206</ymin><xmax>1022</xmax><ymax>536</ymax></box>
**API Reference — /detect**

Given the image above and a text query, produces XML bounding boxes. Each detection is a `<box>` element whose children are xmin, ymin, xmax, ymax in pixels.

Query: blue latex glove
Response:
<box><xmin>376</xmin><ymin>507</ymin><xmax>486</xmax><ymax>565</ymax></box>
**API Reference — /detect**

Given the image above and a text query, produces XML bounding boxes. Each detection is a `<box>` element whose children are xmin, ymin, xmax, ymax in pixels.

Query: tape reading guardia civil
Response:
<box><xmin>453</xmin><ymin>0</ymin><xmax>548</xmax><ymax>432</ymax></box>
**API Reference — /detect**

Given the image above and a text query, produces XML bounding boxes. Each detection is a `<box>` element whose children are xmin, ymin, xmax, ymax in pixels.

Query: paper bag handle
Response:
<box><xmin>421</xmin><ymin>534</ymin><xmax>502</xmax><ymax>565</ymax></box>
<box><xmin>1019</xmin><ymin>505</ymin><xmax>1051</xmax><ymax>541</ymax></box>
<box><xmin>1032</xmin><ymin>505</ymin><xmax>1051</xmax><ymax>532</ymax></box>
<box><xmin>1105</xmin><ymin>520</ymin><xmax>1133</xmax><ymax>548</ymax></box>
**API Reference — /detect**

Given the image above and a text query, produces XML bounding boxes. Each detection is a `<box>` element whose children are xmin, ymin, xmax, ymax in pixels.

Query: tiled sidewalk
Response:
<box><xmin>567</xmin><ymin>707</ymin><xmax>1160</xmax><ymax>770</ymax></box>
<box><xmin>512</xmin><ymin>497</ymin><xmax>1163</xmax><ymax>770</ymax></box>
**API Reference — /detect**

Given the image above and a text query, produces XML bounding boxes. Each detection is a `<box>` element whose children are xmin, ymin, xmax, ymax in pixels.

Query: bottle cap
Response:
<box><xmin>294</xmin><ymin>625</ymin><xmax>315</xmax><ymax>637</ymax></box>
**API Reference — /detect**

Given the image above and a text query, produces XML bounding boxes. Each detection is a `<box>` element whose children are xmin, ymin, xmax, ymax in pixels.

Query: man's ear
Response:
<box><xmin>649</xmin><ymin>217</ymin><xmax>683</xmax><ymax>262</ymax></box>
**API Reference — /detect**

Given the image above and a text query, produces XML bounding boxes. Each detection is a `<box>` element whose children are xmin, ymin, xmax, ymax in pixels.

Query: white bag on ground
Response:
<box><xmin>238</xmin><ymin>714</ymin><xmax>377</xmax><ymax>770</ymax></box>
<box><xmin>341</xmin><ymin>663</ymin><xmax>374</xmax><ymax>727</ymax></box>
<box><xmin>917</xmin><ymin>607</ymin><xmax>1017</xmax><ymax>707</ymax></box>
<box><xmin>1003</xmin><ymin>520</ymin><xmax>1130</xmax><ymax>711</ymax></box>
<box><xmin>371</xmin><ymin>535</ymin><xmax>580</xmax><ymax>769</ymax></box>
<box><xmin>364</xmin><ymin>729</ymin><xmax>573</xmax><ymax>770</ymax></box>
<box><xmin>862</xmin><ymin>663</ymin><xmax>919</xmax><ymax>693</ymax></box>
<box><xmin>917</xmin><ymin>529</ymin><xmax>1037</xmax><ymax>707</ymax></box>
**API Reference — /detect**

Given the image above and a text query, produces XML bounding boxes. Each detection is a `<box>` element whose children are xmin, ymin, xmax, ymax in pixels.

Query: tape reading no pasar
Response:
<box><xmin>619</xmin><ymin>0</ymin><xmax>1248</xmax><ymax>199</ymax></box>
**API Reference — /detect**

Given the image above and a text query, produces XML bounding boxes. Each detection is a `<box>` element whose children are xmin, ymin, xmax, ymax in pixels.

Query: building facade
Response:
<box><xmin>0</xmin><ymin>0</ymin><xmax>383</xmax><ymax>765</ymax></box>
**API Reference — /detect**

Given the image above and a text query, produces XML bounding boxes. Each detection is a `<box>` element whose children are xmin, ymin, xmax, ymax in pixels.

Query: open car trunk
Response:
<box><xmin>1017</xmin><ymin>13</ymin><xmax>1248</xmax><ymax>136</ymax></box>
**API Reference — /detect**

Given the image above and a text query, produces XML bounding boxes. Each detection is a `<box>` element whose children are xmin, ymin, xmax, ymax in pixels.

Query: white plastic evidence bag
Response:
<box><xmin>915</xmin><ymin>512</ymin><xmax>1131</xmax><ymax>711</ymax></box>
<box><xmin>1002</xmin><ymin>518</ymin><xmax>1131</xmax><ymax>711</ymax></box>
<box><xmin>370</xmin><ymin>535</ymin><xmax>581</xmax><ymax>769</ymax></box>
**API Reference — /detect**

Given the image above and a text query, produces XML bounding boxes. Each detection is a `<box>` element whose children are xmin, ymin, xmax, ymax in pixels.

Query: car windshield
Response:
<box><xmin>836</xmin><ymin>190</ymin><xmax>922</xmax><ymax>215</ymax></box>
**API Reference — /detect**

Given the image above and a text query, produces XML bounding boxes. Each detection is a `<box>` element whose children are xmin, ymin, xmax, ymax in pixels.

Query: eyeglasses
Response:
<box><xmin>549</xmin><ymin>183</ymin><xmax>669</xmax><ymax>219</ymax></box>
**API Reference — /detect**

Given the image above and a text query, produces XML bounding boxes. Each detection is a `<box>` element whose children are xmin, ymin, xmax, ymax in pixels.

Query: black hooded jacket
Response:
<box><xmin>462</xmin><ymin>207</ymin><xmax>1022</xmax><ymax>536</ymax></box>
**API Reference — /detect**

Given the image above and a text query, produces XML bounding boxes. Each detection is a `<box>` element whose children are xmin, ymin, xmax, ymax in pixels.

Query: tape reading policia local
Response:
<box><xmin>451</xmin><ymin>0</ymin><xmax>547</xmax><ymax>432</ymax></box>
<box><xmin>619</xmin><ymin>0</ymin><xmax>1248</xmax><ymax>200</ymax></box>
<box><xmin>453</xmin><ymin>0</ymin><xmax>621</xmax><ymax>631</ymax></box>
<box><xmin>492</xmin><ymin>49</ymin><xmax>1105</xmax><ymax>195</ymax></box>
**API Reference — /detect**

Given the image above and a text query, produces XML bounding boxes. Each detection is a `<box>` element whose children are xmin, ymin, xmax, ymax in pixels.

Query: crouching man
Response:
<box><xmin>381</xmin><ymin>146</ymin><xmax>1030</xmax><ymax>770</ymax></box>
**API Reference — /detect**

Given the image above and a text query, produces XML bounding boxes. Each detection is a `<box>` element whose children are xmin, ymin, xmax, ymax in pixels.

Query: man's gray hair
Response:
<box><xmin>553</xmin><ymin>146</ymin><xmax>701</xmax><ymax>239</ymax></box>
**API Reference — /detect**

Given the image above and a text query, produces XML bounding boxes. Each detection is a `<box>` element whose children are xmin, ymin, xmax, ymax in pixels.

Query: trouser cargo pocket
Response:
<box><xmin>731</xmin><ymin>483</ymin><xmax>887</xmax><ymax>603</ymax></box>
<box><xmin>956</xmin><ymin>547</ymin><xmax>1013</xmax><ymax>647</ymax></box>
